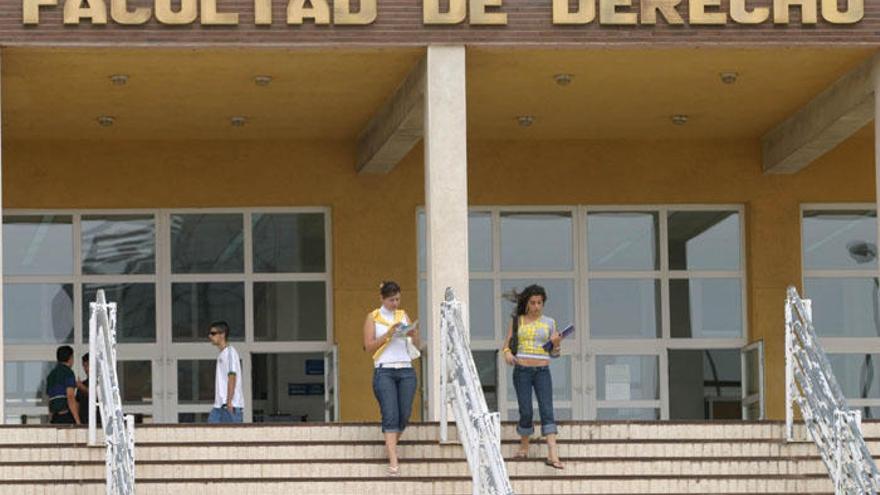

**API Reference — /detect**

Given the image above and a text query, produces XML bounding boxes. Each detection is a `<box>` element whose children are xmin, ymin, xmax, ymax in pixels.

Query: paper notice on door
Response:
<box><xmin>605</xmin><ymin>364</ymin><xmax>631</xmax><ymax>401</ymax></box>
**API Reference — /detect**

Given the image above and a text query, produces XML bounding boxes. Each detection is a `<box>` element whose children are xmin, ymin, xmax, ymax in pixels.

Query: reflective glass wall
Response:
<box><xmin>3</xmin><ymin>209</ymin><xmax>331</xmax><ymax>424</ymax></box>
<box><xmin>419</xmin><ymin>206</ymin><xmax>747</xmax><ymax>421</ymax></box>
<box><xmin>802</xmin><ymin>207</ymin><xmax>880</xmax><ymax>418</ymax></box>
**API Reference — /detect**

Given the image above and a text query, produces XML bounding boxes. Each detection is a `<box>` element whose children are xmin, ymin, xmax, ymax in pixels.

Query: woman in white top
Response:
<box><xmin>363</xmin><ymin>281</ymin><xmax>420</xmax><ymax>476</ymax></box>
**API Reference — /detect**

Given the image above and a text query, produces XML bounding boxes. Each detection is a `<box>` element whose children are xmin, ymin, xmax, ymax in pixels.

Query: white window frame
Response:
<box><xmin>801</xmin><ymin>203</ymin><xmax>880</xmax><ymax>414</ymax></box>
<box><xmin>3</xmin><ymin>207</ymin><xmax>334</xmax><ymax>424</ymax></box>
<box><xmin>418</xmin><ymin>204</ymin><xmax>748</xmax><ymax>421</ymax></box>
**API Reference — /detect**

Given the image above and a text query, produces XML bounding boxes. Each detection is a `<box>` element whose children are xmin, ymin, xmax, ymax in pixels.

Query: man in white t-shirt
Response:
<box><xmin>207</xmin><ymin>321</ymin><xmax>245</xmax><ymax>423</ymax></box>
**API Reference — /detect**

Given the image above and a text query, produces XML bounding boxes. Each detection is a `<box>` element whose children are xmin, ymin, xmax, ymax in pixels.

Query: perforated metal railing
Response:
<box><xmin>785</xmin><ymin>286</ymin><xmax>880</xmax><ymax>494</ymax></box>
<box><xmin>439</xmin><ymin>287</ymin><xmax>514</xmax><ymax>495</ymax></box>
<box><xmin>88</xmin><ymin>289</ymin><xmax>136</xmax><ymax>495</ymax></box>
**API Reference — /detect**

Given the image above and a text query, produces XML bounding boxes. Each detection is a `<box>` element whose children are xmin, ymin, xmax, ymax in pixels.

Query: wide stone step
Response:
<box><xmin>0</xmin><ymin>438</ymin><xmax>843</xmax><ymax>462</ymax></box>
<box><xmin>0</xmin><ymin>456</ymin><xmax>839</xmax><ymax>480</ymax></box>
<box><xmin>0</xmin><ymin>474</ymin><xmax>835</xmax><ymax>494</ymax></box>
<box><xmin>0</xmin><ymin>438</ymin><xmax>837</xmax><ymax>462</ymax></box>
<box><xmin>0</xmin><ymin>421</ymin><xmax>827</xmax><ymax>445</ymax></box>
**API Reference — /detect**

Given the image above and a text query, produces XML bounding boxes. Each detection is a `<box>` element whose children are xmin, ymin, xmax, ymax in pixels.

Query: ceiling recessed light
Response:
<box><xmin>109</xmin><ymin>74</ymin><xmax>129</xmax><ymax>86</ymax></box>
<box><xmin>254</xmin><ymin>75</ymin><xmax>273</xmax><ymax>87</ymax></box>
<box><xmin>671</xmin><ymin>114</ymin><xmax>689</xmax><ymax>126</ymax></box>
<box><xmin>97</xmin><ymin>116</ymin><xmax>115</xmax><ymax>127</ymax></box>
<box><xmin>553</xmin><ymin>73</ymin><xmax>573</xmax><ymax>87</ymax></box>
<box><xmin>516</xmin><ymin>115</ymin><xmax>535</xmax><ymax>127</ymax></box>
<box><xmin>230</xmin><ymin>116</ymin><xmax>247</xmax><ymax>127</ymax></box>
<box><xmin>719</xmin><ymin>72</ymin><xmax>738</xmax><ymax>85</ymax></box>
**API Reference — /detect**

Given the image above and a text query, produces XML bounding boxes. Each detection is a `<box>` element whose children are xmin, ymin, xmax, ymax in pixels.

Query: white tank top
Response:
<box><xmin>374</xmin><ymin>306</ymin><xmax>412</xmax><ymax>367</ymax></box>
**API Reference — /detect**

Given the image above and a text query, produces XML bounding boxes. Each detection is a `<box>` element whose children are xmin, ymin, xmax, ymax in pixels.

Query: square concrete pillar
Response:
<box><xmin>0</xmin><ymin>50</ymin><xmax>5</xmax><ymax>424</ymax></box>
<box><xmin>424</xmin><ymin>45</ymin><xmax>469</xmax><ymax>421</ymax></box>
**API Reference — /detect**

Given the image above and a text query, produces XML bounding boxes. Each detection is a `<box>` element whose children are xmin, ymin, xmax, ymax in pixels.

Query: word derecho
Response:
<box><xmin>23</xmin><ymin>0</ymin><xmax>865</xmax><ymax>26</ymax></box>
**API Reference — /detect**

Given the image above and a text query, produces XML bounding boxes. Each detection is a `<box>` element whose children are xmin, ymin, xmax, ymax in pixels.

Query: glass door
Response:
<box><xmin>741</xmin><ymin>340</ymin><xmax>765</xmax><ymax>420</ymax></box>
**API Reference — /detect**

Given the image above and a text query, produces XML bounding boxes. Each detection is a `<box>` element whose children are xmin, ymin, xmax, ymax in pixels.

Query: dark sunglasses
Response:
<box><xmin>208</xmin><ymin>331</ymin><xmax>220</xmax><ymax>336</ymax></box>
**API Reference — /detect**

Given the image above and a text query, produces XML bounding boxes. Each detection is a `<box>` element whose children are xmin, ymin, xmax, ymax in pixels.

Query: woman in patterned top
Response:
<box><xmin>502</xmin><ymin>284</ymin><xmax>564</xmax><ymax>469</ymax></box>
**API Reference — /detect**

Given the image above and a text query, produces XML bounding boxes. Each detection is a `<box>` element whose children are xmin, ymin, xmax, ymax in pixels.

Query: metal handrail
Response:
<box><xmin>439</xmin><ymin>287</ymin><xmax>514</xmax><ymax>495</ymax></box>
<box><xmin>785</xmin><ymin>286</ymin><xmax>880</xmax><ymax>494</ymax></box>
<box><xmin>88</xmin><ymin>290</ymin><xmax>136</xmax><ymax>495</ymax></box>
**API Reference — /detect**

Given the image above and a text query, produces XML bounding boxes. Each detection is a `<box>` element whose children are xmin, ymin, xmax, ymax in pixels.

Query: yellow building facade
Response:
<box><xmin>2</xmin><ymin>35</ymin><xmax>880</xmax><ymax>424</ymax></box>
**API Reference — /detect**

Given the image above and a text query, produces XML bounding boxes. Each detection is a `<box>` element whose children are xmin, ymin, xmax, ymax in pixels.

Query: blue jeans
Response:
<box><xmin>208</xmin><ymin>407</ymin><xmax>243</xmax><ymax>424</ymax></box>
<box><xmin>372</xmin><ymin>367</ymin><xmax>417</xmax><ymax>433</ymax></box>
<box><xmin>512</xmin><ymin>365</ymin><xmax>557</xmax><ymax>437</ymax></box>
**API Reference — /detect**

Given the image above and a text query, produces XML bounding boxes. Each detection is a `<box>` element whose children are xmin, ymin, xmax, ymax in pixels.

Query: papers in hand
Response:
<box><xmin>542</xmin><ymin>324</ymin><xmax>574</xmax><ymax>353</ymax></box>
<box><xmin>391</xmin><ymin>321</ymin><xmax>418</xmax><ymax>339</ymax></box>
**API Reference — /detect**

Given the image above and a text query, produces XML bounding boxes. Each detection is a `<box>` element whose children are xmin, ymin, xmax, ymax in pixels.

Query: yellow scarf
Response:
<box><xmin>371</xmin><ymin>308</ymin><xmax>405</xmax><ymax>361</ymax></box>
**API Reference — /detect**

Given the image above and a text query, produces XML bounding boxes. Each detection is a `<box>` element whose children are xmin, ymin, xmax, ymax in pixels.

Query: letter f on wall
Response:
<box><xmin>23</xmin><ymin>0</ymin><xmax>58</xmax><ymax>24</ymax></box>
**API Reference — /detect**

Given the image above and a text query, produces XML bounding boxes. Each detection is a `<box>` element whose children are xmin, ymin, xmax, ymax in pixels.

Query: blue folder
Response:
<box><xmin>542</xmin><ymin>324</ymin><xmax>575</xmax><ymax>352</ymax></box>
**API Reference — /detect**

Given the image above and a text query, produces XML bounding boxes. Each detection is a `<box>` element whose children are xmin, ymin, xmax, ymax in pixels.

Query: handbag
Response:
<box><xmin>508</xmin><ymin>315</ymin><xmax>519</xmax><ymax>355</ymax></box>
<box><xmin>406</xmin><ymin>337</ymin><xmax>421</xmax><ymax>360</ymax></box>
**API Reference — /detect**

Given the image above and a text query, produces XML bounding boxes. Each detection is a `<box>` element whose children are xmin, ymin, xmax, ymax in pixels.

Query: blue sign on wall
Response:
<box><xmin>305</xmin><ymin>359</ymin><xmax>324</xmax><ymax>376</ymax></box>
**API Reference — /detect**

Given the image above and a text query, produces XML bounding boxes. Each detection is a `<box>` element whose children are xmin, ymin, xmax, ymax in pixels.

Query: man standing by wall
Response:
<box><xmin>208</xmin><ymin>321</ymin><xmax>244</xmax><ymax>423</ymax></box>
<box><xmin>46</xmin><ymin>346</ymin><xmax>81</xmax><ymax>425</ymax></box>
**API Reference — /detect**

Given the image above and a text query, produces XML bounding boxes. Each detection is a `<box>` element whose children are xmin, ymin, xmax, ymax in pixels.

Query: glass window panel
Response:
<box><xmin>589</xmin><ymin>279</ymin><xmax>660</xmax><ymax>339</ymax></box>
<box><xmin>506</xmin><ymin>355</ymin><xmax>572</xmax><ymax>402</ymax></box>
<box><xmin>669</xmin><ymin>350</ymin><xmax>742</xmax><ymax>420</ymax></box>
<box><xmin>803</xmin><ymin>210</ymin><xmax>877</xmax><ymax>271</ymax></box>
<box><xmin>419</xmin><ymin>278</ymin><xmax>429</xmax><ymax>344</ymax></box>
<box><xmin>4</xmin><ymin>361</ymin><xmax>53</xmax><ymax>408</ymax></box>
<box><xmin>418</xmin><ymin>212</ymin><xmax>426</xmax><ymax>273</ymax></box>
<box><xmin>81</xmin><ymin>215</ymin><xmax>155</xmax><ymax>275</ymax></box>
<box><xmin>743</xmin><ymin>402</ymin><xmax>761</xmax><ymax>421</ymax></box>
<box><xmin>83</xmin><ymin>284</ymin><xmax>156</xmax><ymax>343</ymax></box>
<box><xmin>596</xmin><ymin>355</ymin><xmax>659</xmax><ymax>401</ymax></box>
<box><xmin>178</xmin><ymin>413</ymin><xmax>211</xmax><ymax>423</ymax></box>
<box><xmin>469</xmin><ymin>279</ymin><xmax>495</xmax><ymax>340</ymax></box>
<box><xmin>500</xmin><ymin>212</ymin><xmax>573</xmax><ymax>272</ymax></box>
<box><xmin>418</xmin><ymin>211</ymin><xmax>494</xmax><ymax>273</ymax></box>
<box><xmin>177</xmin><ymin>360</ymin><xmax>216</xmax><ymax>404</ymax></box>
<box><xmin>171</xmin><ymin>214</ymin><xmax>243</xmax><ymax>274</ymax></box>
<box><xmin>744</xmin><ymin>347</ymin><xmax>761</xmax><ymax>398</ymax></box>
<box><xmin>500</xmin><ymin>279</ymin><xmax>575</xmax><ymax>334</ymax></box>
<box><xmin>4</xmin><ymin>284</ymin><xmax>74</xmax><ymax>344</ymax></box>
<box><xmin>473</xmin><ymin>351</ymin><xmax>498</xmax><ymax>412</ymax></box>
<box><xmin>118</xmin><ymin>361</ymin><xmax>152</xmax><ymax>405</ymax></box>
<box><xmin>587</xmin><ymin>212</ymin><xmax>658</xmax><ymax>271</ymax></box>
<box><xmin>469</xmin><ymin>212</ymin><xmax>493</xmax><ymax>272</ymax></box>
<box><xmin>856</xmin><ymin>407</ymin><xmax>880</xmax><ymax>421</ymax></box>
<box><xmin>668</xmin><ymin>211</ymin><xmax>740</xmax><ymax>271</ymax></box>
<box><xmin>3</xmin><ymin>215</ymin><xmax>73</xmax><ymax>275</ymax></box>
<box><xmin>550</xmin><ymin>355</ymin><xmax>572</xmax><ymax>401</ymax></box>
<box><xmin>253</xmin><ymin>213</ymin><xmax>326</xmax><ymax>273</ymax></box>
<box><xmin>4</xmin><ymin>414</ymin><xmax>50</xmax><ymax>425</ymax></box>
<box><xmin>596</xmin><ymin>408</ymin><xmax>660</xmax><ymax>420</ymax></box>
<box><xmin>805</xmin><ymin>278</ymin><xmax>880</xmax><ymax>338</ymax></box>
<box><xmin>670</xmin><ymin>278</ymin><xmax>743</xmax><ymax>338</ymax></box>
<box><xmin>252</xmin><ymin>353</ymin><xmax>324</xmax><ymax>423</ymax></box>
<box><xmin>254</xmin><ymin>282</ymin><xmax>327</xmax><ymax>342</ymax></box>
<box><xmin>828</xmin><ymin>354</ymin><xmax>880</xmax><ymax>400</ymax></box>
<box><xmin>172</xmin><ymin>283</ymin><xmax>244</xmax><ymax>342</ymax></box>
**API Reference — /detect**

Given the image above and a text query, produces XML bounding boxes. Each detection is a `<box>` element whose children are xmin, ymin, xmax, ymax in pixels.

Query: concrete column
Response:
<box><xmin>0</xmin><ymin>49</ymin><xmax>5</xmax><ymax>425</ymax></box>
<box><xmin>424</xmin><ymin>45</ymin><xmax>469</xmax><ymax>421</ymax></box>
<box><xmin>875</xmin><ymin>60</ymin><xmax>880</xmax><ymax>322</ymax></box>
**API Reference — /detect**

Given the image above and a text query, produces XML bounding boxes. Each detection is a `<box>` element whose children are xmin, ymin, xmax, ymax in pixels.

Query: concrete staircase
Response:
<box><xmin>0</xmin><ymin>420</ymin><xmax>859</xmax><ymax>494</ymax></box>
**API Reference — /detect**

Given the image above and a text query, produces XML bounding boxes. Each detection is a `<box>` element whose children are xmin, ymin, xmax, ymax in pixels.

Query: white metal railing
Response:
<box><xmin>785</xmin><ymin>286</ymin><xmax>880</xmax><ymax>494</ymax></box>
<box><xmin>439</xmin><ymin>287</ymin><xmax>514</xmax><ymax>495</ymax></box>
<box><xmin>88</xmin><ymin>289</ymin><xmax>136</xmax><ymax>495</ymax></box>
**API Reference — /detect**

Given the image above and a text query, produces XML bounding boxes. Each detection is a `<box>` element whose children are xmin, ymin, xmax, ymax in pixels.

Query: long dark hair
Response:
<box><xmin>511</xmin><ymin>284</ymin><xmax>547</xmax><ymax>318</ymax></box>
<box><xmin>506</xmin><ymin>284</ymin><xmax>547</xmax><ymax>356</ymax></box>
